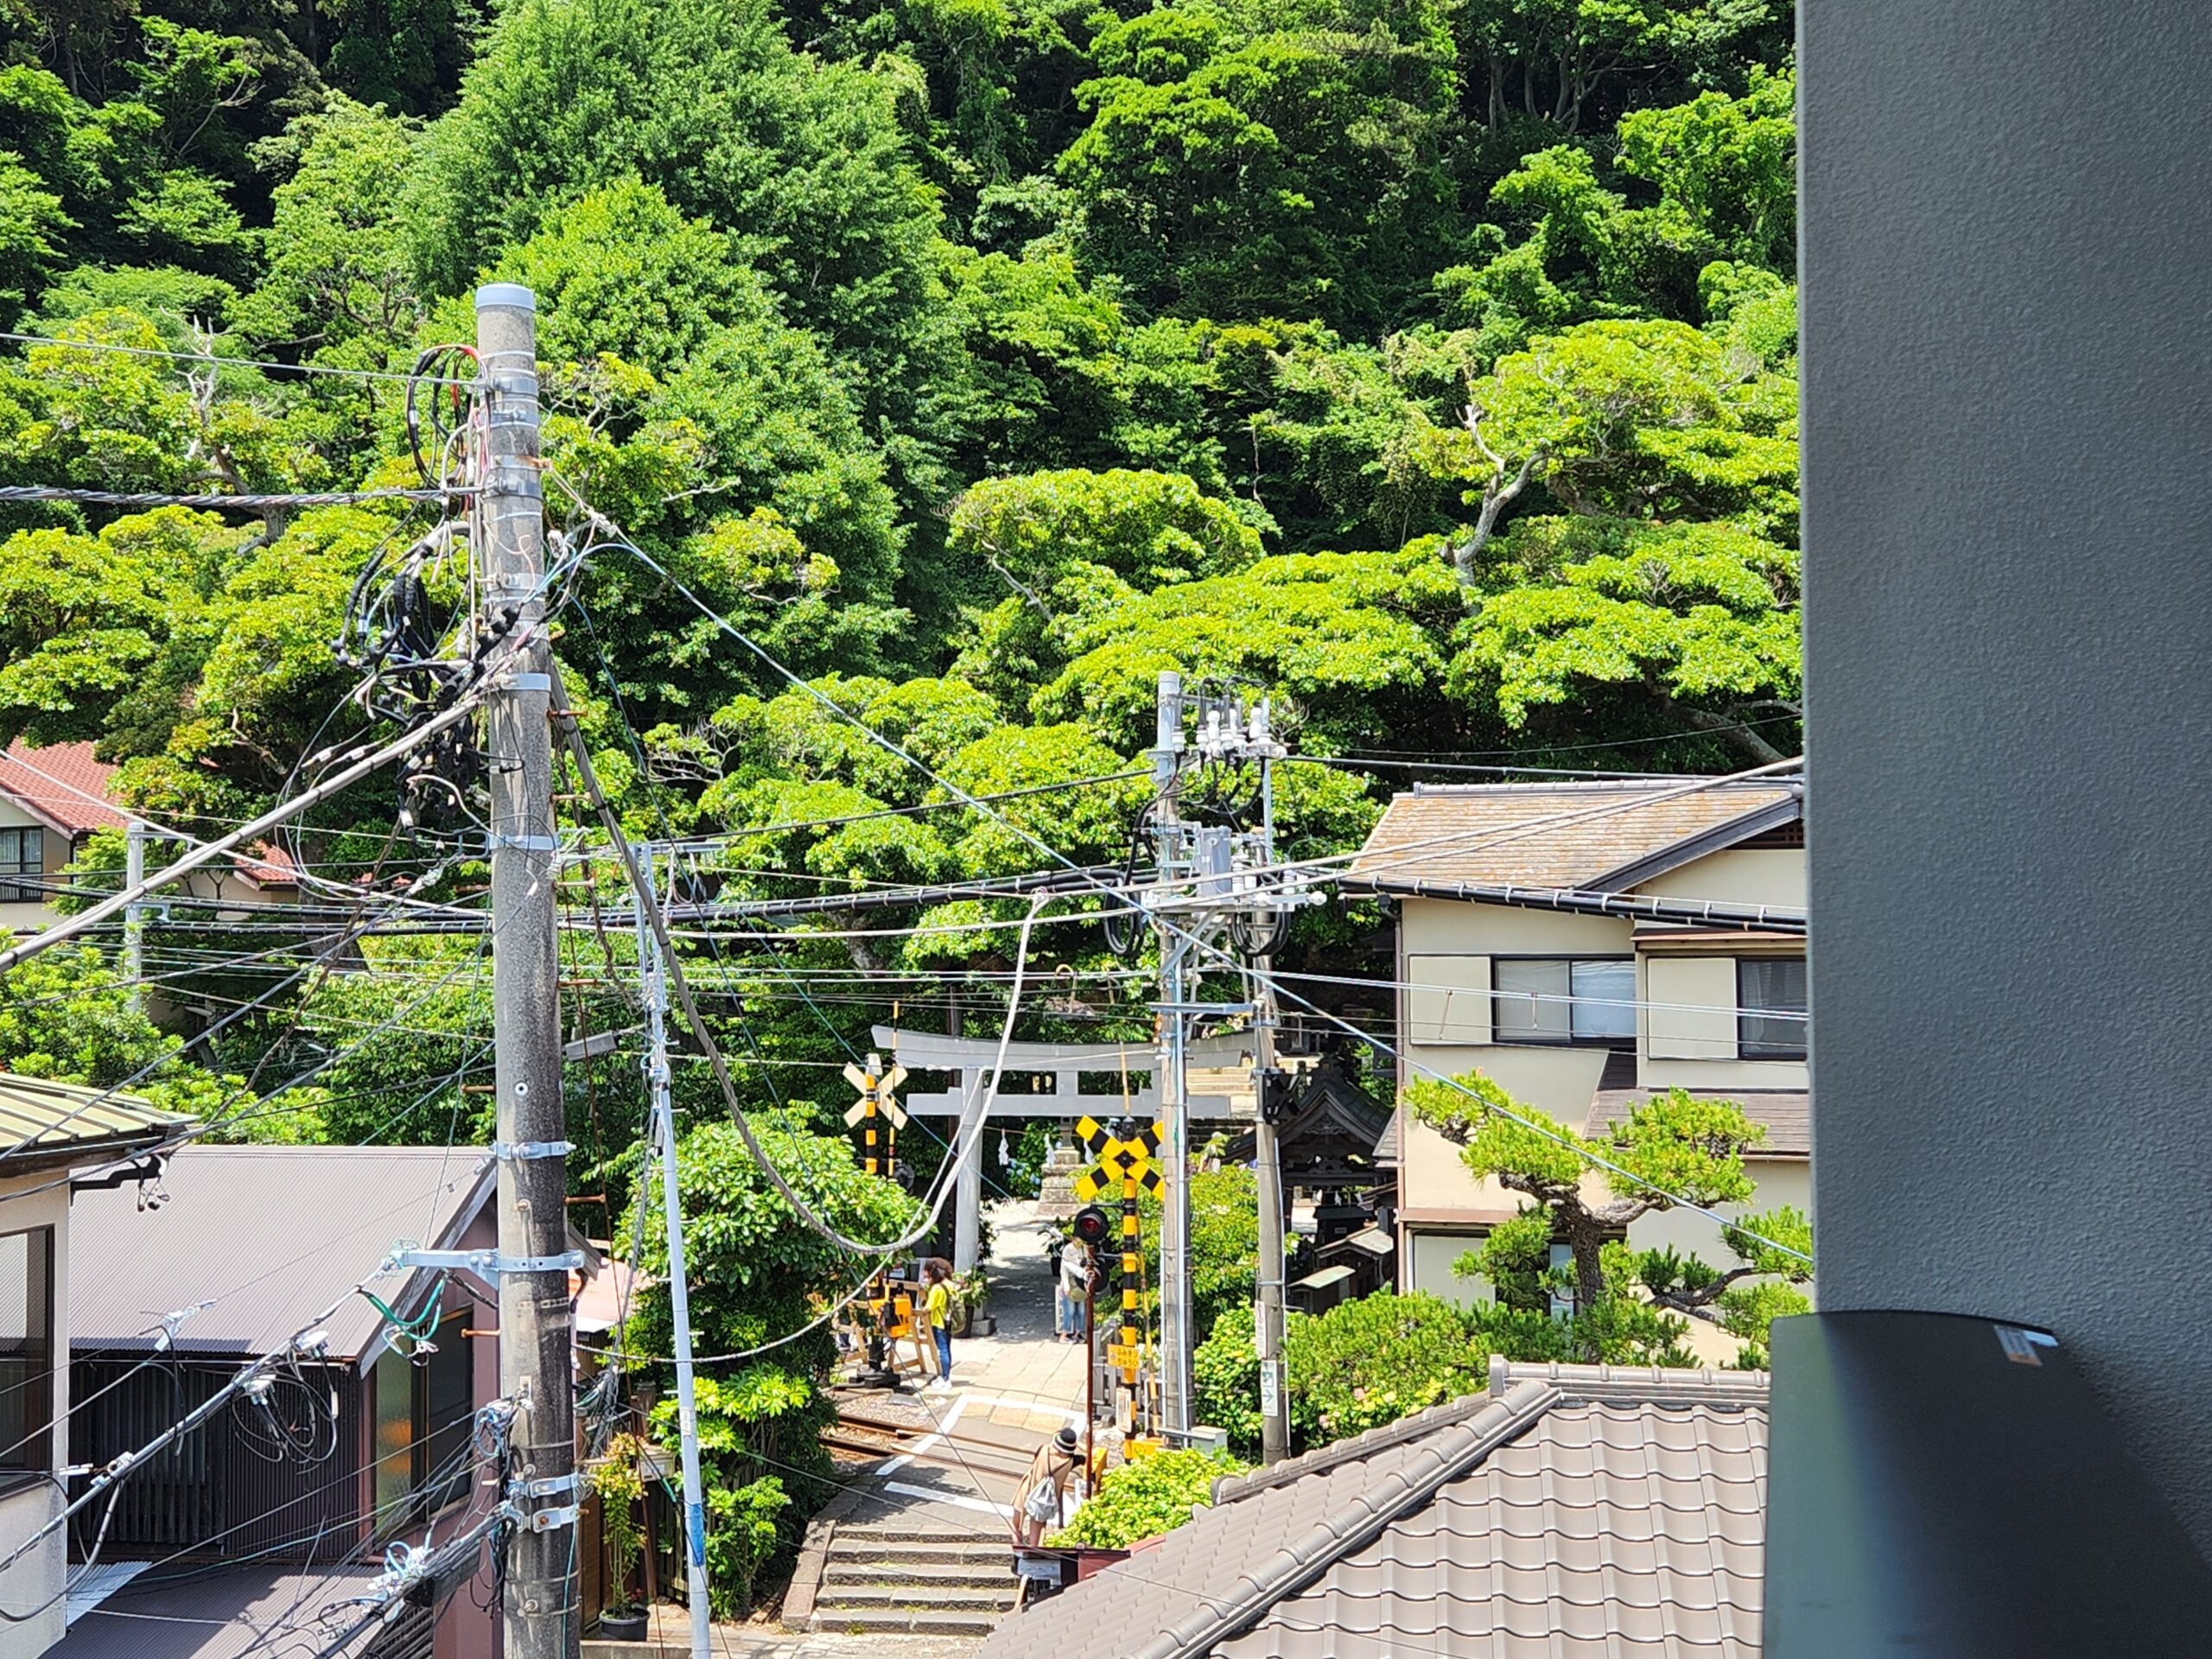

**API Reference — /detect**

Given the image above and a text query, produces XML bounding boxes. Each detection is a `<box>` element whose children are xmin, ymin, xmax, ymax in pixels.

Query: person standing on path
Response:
<box><xmin>1057</xmin><ymin>1234</ymin><xmax>1090</xmax><ymax>1343</ymax></box>
<box><xmin>923</xmin><ymin>1260</ymin><xmax>955</xmax><ymax>1389</ymax></box>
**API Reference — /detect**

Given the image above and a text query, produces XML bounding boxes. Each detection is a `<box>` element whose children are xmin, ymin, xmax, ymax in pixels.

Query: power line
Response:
<box><xmin>575</xmin><ymin>505</ymin><xmax>1811</xmax><ymax>1265</ymax></box>
<box><xmin>0</xmin><ymin>329</ymin><xmax>475</xmax><ymax>388</ymax></box>
<box><xmin>0</xmin><ymin>484</ymin><xmax>470</xmax><ymax>511</ymax></box>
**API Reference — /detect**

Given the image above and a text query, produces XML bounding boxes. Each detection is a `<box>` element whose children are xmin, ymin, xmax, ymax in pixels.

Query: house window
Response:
<box><xmin>1738</xmin><ymin>957</ymin><xmax>1809</xmax><ymax>1059</ymax></box>
<box><xmin>0</xmin><ymin>828</ymin><xmax>42</xmax><ymax>904</ymax></box>
<box><xmin>372</xmin><ymin>1307</ymin><xmax>476</xmax><ymax>1532</ymax></box>
<box><xmin>1547</xmin><ymin>1242</ymin><xmax>1577</xmax><ymax>1319</ymax></box>
<box><xmin>0</xmin><ymin>1228</ymin><xmax>54</xmax><ymax>1481</ymax></box>
<box><xmin>1493</xmin><ymin>958</ymin><xmax>1637</xmax><ymax>1044</ymax></box>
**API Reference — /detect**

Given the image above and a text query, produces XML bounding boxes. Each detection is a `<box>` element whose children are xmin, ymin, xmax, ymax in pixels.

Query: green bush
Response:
<box><xmin>1050</xmin><ymin>1448</ymin><xmax>1248</xmax><ymax>1548</ymax></box>
<box><xmin>1192</xmin><ymin>1305</ymin><xmax>1264</xmax><ymax>1456</ymax></box>
<box><xmin>1294</xmin><ymin>1292</ymin><xmax>1482</xmax><ymax>1441</ymax></box>
<box><xmin>1195</xmin><ymin>1291</ymin><xmax>1488</xmax><ymax>1459</ymax></box>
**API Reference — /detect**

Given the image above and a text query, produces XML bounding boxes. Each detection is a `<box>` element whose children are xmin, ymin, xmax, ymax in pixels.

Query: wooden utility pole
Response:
<box><xmin>476</xmin><ymin>282</ymin><xmax>580</xmax><ymax>1659</ymax></box>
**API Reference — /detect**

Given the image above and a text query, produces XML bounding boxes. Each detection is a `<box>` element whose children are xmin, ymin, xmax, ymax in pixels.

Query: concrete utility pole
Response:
<box><xmin>633</xmin><ymin>853</ymin><xmax>712</xmax><ymax>1659</ymax></box>
<box><xmin>1150</xmin><ymin>671</ymin><xmax>1196</xmax><ymax>1436</ymax></box>
<box><xmin>124</xmin><ymin>820</ymin><xmax>147</xmax><ymax>1014</ymax></box>
<box><xmin>1249</xmin><ymin>963</ymin><xmax>1291</xmax><ymax>1467</ymax></box>
<box><xmin>475</xmin><ymin>283</ymin><xmax>580</xmax><ymax>1659</ymax></box>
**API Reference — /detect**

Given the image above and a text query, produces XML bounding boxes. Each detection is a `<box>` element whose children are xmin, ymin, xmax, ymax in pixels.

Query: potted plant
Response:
<box><xmin>953</xmin><ymin>1268</ymin><xmax>993</xmax><ymax>1338</ymax></box>
<box><xmin>589</xmin><ymin>1434</ymin><xmax>650</xmax><ymax>1640</ymax></box>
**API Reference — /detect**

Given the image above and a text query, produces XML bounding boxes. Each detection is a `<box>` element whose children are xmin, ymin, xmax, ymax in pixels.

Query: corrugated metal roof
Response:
<box><xmin>0</xmin><ymin>1074</ymin><xmax>185</xmax><ymax>1166</ymax></box>
<box><xmin>69</xmin><ymin>1146</ymin><xmax>495</xmax><ymax>1360</ymax></box>
<box><xmin>1349</xmin><ymin>779</ymin><xmax>1799</xmax><ymax>893</ymax></box>
<box><xmin>1590</xmin><ymin>1089</ymin><xmax>1810</xmax><ymax>1158</ymax></box>
<box><xmin>982</xmin><ymin>1361</ymin><xmax>1769</xmax><ymax>1659</ymax></box>
<box><xmin>54</xmin><ymin>1562</ymin><xmax>385</xmax><ymax>1658</ymax></box>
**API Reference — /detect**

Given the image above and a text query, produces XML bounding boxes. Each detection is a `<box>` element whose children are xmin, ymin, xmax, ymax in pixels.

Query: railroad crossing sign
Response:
<box><xmin>842</xmin><ymin>1056</ymin><xmax>909</xmax><ymax>1128</ymax></box>
<box><xmin>1073</xmin><ymin>1115</ymin><xmax>1165</xmax><ymax>1199</ymax></box>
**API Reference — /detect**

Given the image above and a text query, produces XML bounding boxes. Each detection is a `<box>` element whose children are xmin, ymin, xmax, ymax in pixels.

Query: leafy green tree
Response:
<box><xmin>1406</xmin><ymin>1070</ymin><xmax>1811</xmax><ymax>1365</ymax></box>
<box><xmin>616</xmin><ymin>1112</ymin><xmax>922</xmax><ymax>1575</ymax></box>
<box><xmin>1020</xmin><ymin>542</ymin><xmax>1460</xmax><ymax>754</ymax></box>
<box><xmin>1438</xmin><ymin>70</ymin><xmax>1796</xmax><ymax>346</ymax></box>
<box><xmin>411</xmin><ymin>0</ymin><xmax>967</xmax><ymax>504</ymax></box>
<box><xmin>1059</xmin><ymin>0</ymin><xmax>1459</xmax><ymax>329</ymax></box>
<box><xmin>1458</xmin><ymin>0</ymin><xmax>1782</xmax><ymax>137</ymax></box>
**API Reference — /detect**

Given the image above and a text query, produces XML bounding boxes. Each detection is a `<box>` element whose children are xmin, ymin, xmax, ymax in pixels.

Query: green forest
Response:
<box><xmin>0</xmin><ymin>0</ymin><xmax>1802</xmax><ymax>1601</ymax></box>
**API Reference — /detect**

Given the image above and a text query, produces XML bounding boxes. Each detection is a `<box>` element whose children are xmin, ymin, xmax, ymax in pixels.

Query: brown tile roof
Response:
<box><xmin>1589</xmin><ymin>1089</ymin><xmax>1810</xmax><ymax>1158</ymax></box>
<box><xmin>1348</xmin><ymin>779</ymin><xmax>1800</xmax><ymax>893</ymax></box>
<box><xmin>0</xmin><ymin>740</ymin><xmax>129</xmax><ymax>836</ymax></box>
<box><xmin>984</xmin><ymin>1360</ymin><xmax>1769</xmax><ymax>1659</ymax></box>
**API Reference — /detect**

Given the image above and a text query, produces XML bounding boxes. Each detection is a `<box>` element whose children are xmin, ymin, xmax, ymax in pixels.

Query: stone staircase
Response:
<box><xmin>802</xmin><ymin>1522</ymin><xmax>1018</xmax><ymax>1637</ymax></box>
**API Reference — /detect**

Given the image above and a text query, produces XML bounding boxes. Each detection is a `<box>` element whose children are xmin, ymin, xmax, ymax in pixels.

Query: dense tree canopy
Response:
<box><xmin>0</xmin><ymin>0</ymin><xmax>1802</xmax><ymax>1602</ymax></box>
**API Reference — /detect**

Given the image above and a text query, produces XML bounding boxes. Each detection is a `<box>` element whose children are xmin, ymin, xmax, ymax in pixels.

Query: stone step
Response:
<box><xmin>828</xmin><ymin>1537</ymin><xmax>1007</xmax><ymax>1566</ymax></box>
<box><xmin>823</xmin><ymin>1560</ymin><xmax>1011</xmax><ymax>1591</ymax></box>
<box><xmin>816</xmin><ymin>1585</ymin><xmax>1014</xmax><ymax>1612</ymax></box>
<box><xmin>806</xmin><ymin>1607</ymin><xmax>1007</xmax><ymax>1638</ymax></box>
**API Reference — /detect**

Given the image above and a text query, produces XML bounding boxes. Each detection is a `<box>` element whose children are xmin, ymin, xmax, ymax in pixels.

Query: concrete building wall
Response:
<box><xmin>1801</xmin><ymin>0</ymin><xmax>2212</xmax><ymax>1553</ymax></box>
<box><xmin>0</xmin><ymin>800</ymin><xmax>62</xmax><ymax>940</ymax></box>
<box><xmin>0</xmin><ymin>1179</ymin><xmax>73</xmax><ymax>1659</ymax></box>
<box><xmin>1632</xmin><ymin>848</ymin><xmax>1804</xmax><ymax>907</ymax></box>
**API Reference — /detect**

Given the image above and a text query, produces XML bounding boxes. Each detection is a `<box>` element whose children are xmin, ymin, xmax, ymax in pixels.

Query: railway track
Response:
<box><xmin>821</xmin><ymin>1401</ymin><xmax>1039</xmax><ymax>1478</ymax></box>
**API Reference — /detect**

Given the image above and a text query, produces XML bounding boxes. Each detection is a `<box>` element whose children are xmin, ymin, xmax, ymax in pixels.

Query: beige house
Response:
<box><xmin>1350</xmin><ymin>778</ymin><xmax>1808</xmax><ymax>1363</ymax></box>
<box><xmin>0</xmin><ymin>741</ymin><xmax>296</xmax><ymax>940</ymax></box>
<box><xmin>0</xmin><ymin>1075</ymin><xmax>182</xmax><ymax>1657</ymax></box>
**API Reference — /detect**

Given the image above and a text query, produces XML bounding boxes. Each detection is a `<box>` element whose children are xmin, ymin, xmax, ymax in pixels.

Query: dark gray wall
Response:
<box><xmin>1802</xmin><ymin>3</ymin><xmax>2212</xmax><ymax>1551</ymax></box>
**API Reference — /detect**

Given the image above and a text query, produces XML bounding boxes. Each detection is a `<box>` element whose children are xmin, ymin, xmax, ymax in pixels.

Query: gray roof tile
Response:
<box><xmin>1588</xmin><ymin>1090</ymin><xmax>1809</xmax><ymax>1158</ymax></box>
<box><xmin>987</xmin><ymin>1361</ymin><xmax>1769</xmax><ymax>1659</ymax></box>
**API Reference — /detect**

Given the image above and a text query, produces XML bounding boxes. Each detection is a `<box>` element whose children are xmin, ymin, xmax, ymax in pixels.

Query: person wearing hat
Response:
<box><xmin>1014</xmin><ymin>1426</ymin><xmax>1083</xmax><ymax>1547</ymax></box>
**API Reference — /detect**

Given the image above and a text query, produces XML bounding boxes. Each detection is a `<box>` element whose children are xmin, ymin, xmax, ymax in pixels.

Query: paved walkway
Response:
<box><xmin>827</xmin><ymin>1198</ymin><xmax>1087</xmax><ymax>1534</ymax></box>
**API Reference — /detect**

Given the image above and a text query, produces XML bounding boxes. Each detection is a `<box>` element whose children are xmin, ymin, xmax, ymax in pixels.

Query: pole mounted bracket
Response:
<box><xmin>510</xmin><ymin>1471</ymin><xmax>579</xmax><ymax>1500</ymax></box>
<box><xmin>487</xmin><ymin>834</ymin><xmax>561</xmax><ymax>854</ymax></box>
<box><xmin>492</xmin><ymin>1140</ymin><xmax>574</xmax><ymax>1163</ymax></box>
<box><xmin>388</xmin><ymin>1248</ymin><xmax>585</xmax><ymax>1281</ymax></box>
<box><xmin>525</xmin><ymin>1504</ymin><xmax>579</xmax><ymax>1534</ymax></box>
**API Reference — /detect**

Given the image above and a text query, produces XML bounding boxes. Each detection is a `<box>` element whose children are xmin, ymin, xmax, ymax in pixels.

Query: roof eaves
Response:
<box><xmin>1136</xmin><ymin>1380</ymin><xmax>1562</xmax><ymax>1659</ymax></box>
<box><xmin>1211</xmin><ymin>1389</ymin><xmax>1501</xmax><ymax>1506</ymax></box>
<box><xmin>1489</xmin><ymin>1355</ymin><xmax>1770</xmax><ymax>1408</ymax></box>
<box><xmin>1589</xmin><ymin>791</ymin><xmax>1802</xmax><ymax>893</ymax></box>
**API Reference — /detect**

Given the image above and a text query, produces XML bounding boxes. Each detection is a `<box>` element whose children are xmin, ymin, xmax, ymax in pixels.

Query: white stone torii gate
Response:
<box><xmin>871</xmin><ymin>1024</ymin><xmax>1257</xmax><ymax>1271</ymax></box>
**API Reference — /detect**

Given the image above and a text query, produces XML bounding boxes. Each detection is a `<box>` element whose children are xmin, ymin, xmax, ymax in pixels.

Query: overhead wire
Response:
<box><xmin>0</xmin><ymin>329</ymin><xmax>477</xmax><ymax>387</ymax></box>
<box><xmin>571</xmin><ymin>500</ymin><xmax>1812</xmax><ymax>1265</ymax></box>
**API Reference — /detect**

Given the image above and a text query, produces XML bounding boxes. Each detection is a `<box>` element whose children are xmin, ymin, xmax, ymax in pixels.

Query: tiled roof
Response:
<box><xmin>69</xmin><ymin>1145</ymin><xmax>498</xmax><ymax>1360</ymax></box>
<box><xmin>983</xmin><ymin>1360</ymin><xmax>1769</xmax><ymax>1659</ymax></box>
<box><xmin>0</xmin><ymin>740</ymin><xmax>129</xmax><ymax>836</ymax></box>
<box><xmin>1348</xmin><ymin>779</ymin><xmax>1799</xmax><ymax>893</ymax></box>
<box><xmin>0</xmin><ymin>1074</ymin><xmax>187</xmax><ymax>1171</ymax></box>
<box><xmin>1590</xmin><ymin>1089</ymin><xmax>1810</xmax><ymax>1158</ymax></box>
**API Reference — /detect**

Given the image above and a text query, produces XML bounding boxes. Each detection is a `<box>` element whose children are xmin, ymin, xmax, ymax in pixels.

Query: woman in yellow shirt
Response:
<box><xmin>922</xmin><ymin>1261</ymin><xmax>954</xmax><ymax>1388</ymax></box>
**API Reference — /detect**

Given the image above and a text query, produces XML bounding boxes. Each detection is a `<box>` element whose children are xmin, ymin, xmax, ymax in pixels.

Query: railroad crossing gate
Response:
<box><xmin>1073</xmin><ymin>1115</ymin><xmax>1166</xmax><ymax>1199</ymax></box>
<box><xmin>842</xmin><ymin>1058</ymin><xmax>909</xmax><ymax>1128</ymax></box>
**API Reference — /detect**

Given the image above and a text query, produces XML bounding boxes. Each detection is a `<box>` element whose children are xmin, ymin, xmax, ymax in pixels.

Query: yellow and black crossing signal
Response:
<box><xmin>1071</xmin><ymin>1115</ymin><xmax>1165</xmax><ymax>1201</ymax></box>
<box><xmin>843</xmin><ymin>1052</ymin><xmax>909</xmax><ymax>1179</ymax></box>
